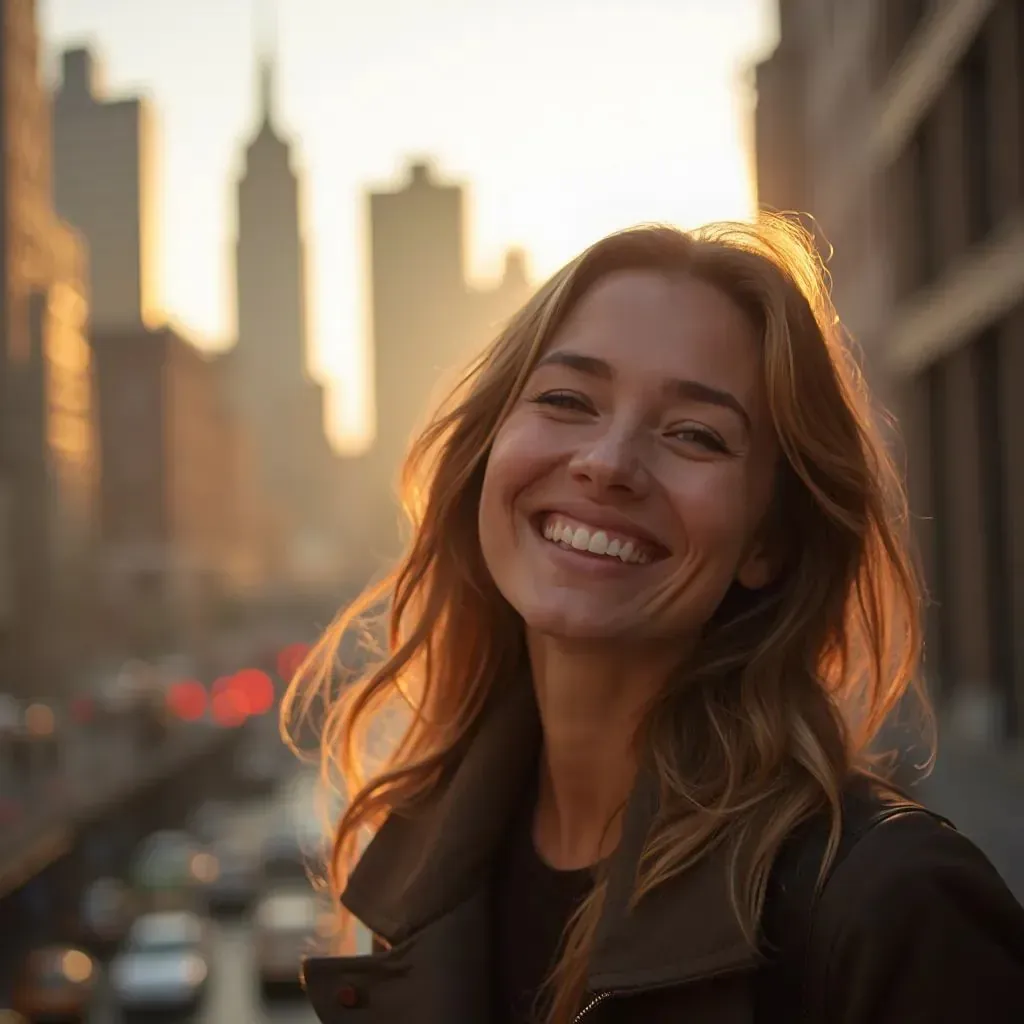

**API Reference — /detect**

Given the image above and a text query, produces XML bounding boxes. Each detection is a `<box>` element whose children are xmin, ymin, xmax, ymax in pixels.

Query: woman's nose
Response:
<box><xmin>568</xmin><ymin>429</ymin><xmax>649</xmax><ymax>497</ymax></box>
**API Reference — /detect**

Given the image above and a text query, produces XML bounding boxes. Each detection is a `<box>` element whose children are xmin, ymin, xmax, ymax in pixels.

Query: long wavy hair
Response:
<box><xmin>283</xmin><ymin>214</ymin><xmax>930</xmax><ymax>1023</ymax></box>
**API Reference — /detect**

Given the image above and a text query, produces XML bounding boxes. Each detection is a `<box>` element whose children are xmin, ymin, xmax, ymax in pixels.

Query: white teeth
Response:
<box><xmin>540</xmin><ymin>518</ymin><xmax>653</xmax><ymax>565</ymax></box>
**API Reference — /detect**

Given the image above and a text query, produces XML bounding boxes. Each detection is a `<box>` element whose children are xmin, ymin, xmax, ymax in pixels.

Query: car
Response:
<box><xmin>130</xmin><ymin>830</ymin><xmax>207</xmax><ymax>911</ymax></box>
<box><xmin>78</xmin><ymin>877</ymin><xmax>133</xmax><ymax>960</ymax></box>
<box><xmin>109</xmin><ymin>911</ymin><xmax>209</xmax><ymax>1017</ymax></box>
<box><xmin>202</xmin><ymin>839</ymin><xmax>257</xmax><ymax>915</ymax></box>
<box><xmin>11</xmin><ymin>945</ymin><xmax>99</xmax><ymax>1023</ymax></box>
<box><xmin>254</xmin><ymin>890</ymin><xmax>331</xmax><ymax>999</ymax></box>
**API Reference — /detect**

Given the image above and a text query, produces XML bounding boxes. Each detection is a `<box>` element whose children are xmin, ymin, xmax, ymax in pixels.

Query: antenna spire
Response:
<box><xmin>255</xmin><ymin>0</ymin><xmax>278</xmax><ymax>125</ymax></box>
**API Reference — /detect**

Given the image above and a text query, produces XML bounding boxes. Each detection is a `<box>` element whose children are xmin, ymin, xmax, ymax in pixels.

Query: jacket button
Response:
<box><xmin>336</xmin><ymin>983</ymin><xmax>361</xmax><ymax>1008</ymax></box>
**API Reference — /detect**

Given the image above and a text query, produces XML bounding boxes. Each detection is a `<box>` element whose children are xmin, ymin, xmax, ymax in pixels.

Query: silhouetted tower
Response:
<box><xmin>52</xmin><ymin>47</ymin><xmax>161</xmax><ymax>331</ymax></box>
<box><xmin>367</xmin><ymin>162</ymin><xmax>468</xmax><ymax>551</ymax></box>
<box><xmin>231</xmin><ymin>1</ymin><xmax>338</xmax><ymax>585</ymax></box>
<box><xmin>363</xmin><ymin>160</ymin><xmax>534</xmax><ymax>562</ymax></box>
<box><xmin>235</xmin><ymin>33</ymin><xmax>312</xmax><ymax>399</ymax></box>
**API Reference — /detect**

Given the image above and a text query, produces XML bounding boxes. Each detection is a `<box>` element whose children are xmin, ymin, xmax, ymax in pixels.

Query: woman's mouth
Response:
<box><xmin>536</xmin><ymin>513</ymin><xmax>664</xmax><ymax>565</ymax></box>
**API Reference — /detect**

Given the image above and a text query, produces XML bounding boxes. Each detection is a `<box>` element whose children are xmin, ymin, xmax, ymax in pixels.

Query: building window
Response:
<box><xmin>961</xmin><ymin>32</ymin><xmax>994</xmax><ymax>245</ymax></box>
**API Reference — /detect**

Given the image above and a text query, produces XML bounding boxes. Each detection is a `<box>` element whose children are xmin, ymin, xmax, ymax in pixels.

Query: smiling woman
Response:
<box><xmin>286</xmin><ymin>216</ymin><xmax>1024</xmax><ymax>1024</ymax></box>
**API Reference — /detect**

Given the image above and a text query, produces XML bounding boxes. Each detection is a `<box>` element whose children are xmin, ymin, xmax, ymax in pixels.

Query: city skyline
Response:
<box><xmin>40</xmin><ymin>0</ymin><xmax>777</xmax><ymax>452</ymax></box>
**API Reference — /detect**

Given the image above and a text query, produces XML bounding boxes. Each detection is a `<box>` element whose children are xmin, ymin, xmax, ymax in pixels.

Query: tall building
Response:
<box><xmin>366</xmin><ymin>160</ymin><xmax>533</xmax><ymax>561</ymax></box>
<box><xmin>756</xmin><ymin>0</ymin><xmax>1024</xmax><ymax>895</ymax></box>
<box><xmin>0</xmin><ymin>0</ymin><xmax>99</xmax><ymax>697</ymax></box>
<box><xmin>230</xmin><ymin>41</ymin><xmax>341</xmax><ymax>588</ymax></box>
<box><xmin>52</xmin><ymin>47</ymin><xmax>160</xmax><ymax>331</ymax></box>
<box><xmin>92</xmin><ymin>323</ymin><xmax>274</xmax><ymax>661</ymax></box>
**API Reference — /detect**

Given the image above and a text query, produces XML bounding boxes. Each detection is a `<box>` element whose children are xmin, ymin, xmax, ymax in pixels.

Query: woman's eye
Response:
<box><xmin>670</xmin><ymin>426</ymin><xmax>728</xmax><ymax>453</ymax></box>
<box><xmin>529</xmin><ymin>390</ymin><xmax>592</xmax><ymax>413</ymax></box>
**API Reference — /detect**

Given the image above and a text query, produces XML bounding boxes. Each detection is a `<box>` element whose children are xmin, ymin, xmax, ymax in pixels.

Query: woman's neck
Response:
<box><xmin>526</xmin><ymin>635</ymin><xmax>678</xmax><ymax>870</ymax></box>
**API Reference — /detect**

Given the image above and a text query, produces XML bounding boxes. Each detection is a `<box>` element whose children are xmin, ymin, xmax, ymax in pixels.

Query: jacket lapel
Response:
<box><xmin>334</xmin><ymin>675</ymin><xmax>759</xmax><ymax>1006</ymax></box>
<box><xmin>588</xmin><ymin>768</ymin><xmax>757</xmax><ymax>994</ymax></box>
<box><xmin>340</xmin><ymin>679</ymin><xmax>542</xmax><ymax>945</ymax></box>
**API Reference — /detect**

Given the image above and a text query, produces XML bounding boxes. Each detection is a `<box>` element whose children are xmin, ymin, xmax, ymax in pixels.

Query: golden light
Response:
<box><xmin>61</xmin><ymin>949</ymin><xmax>93</xmax><ymax>983</ymax></box>
<box><xmin>24</xmin><ymin>703</ymin><xmax>55</xmax><ymax>737</ymax></box>
<box><xmin>189</xmin><ymin>852</ymin><xmax>219</xmax><ymax>884</ymax></box>
<box><xmin>315</xmin><ymin>911</ymin><xmax>338</xmax><ymax>939</ymax></box>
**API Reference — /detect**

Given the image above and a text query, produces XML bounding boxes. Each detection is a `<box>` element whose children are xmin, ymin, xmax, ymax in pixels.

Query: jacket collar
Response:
<box><xmin>341</xmin><ymin>678</ymin><xmax>759</xmax><ymax>992</ymax></box>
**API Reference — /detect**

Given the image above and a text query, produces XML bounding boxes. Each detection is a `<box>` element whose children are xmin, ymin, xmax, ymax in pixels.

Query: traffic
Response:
<box><xmin>4</xmin><ymin>765</ymin><xmax>349</xmax><ymax>1023</ymax></box>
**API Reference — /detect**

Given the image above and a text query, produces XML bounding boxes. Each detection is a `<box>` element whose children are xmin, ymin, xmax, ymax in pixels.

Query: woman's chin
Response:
<box><xmin>521</xmin><ymin>605</ymin><xmax>640</xmax><ymax>645</ymax></box>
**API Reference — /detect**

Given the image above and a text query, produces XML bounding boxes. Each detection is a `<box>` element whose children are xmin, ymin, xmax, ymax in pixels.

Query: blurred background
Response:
<box><xmin>0</xmin><ymin>0</ymin><xmax>1021</xmax><ymax>1019</ymax></box>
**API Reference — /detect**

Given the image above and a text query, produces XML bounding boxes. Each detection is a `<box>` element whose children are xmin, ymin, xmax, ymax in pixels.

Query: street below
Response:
<box><xmin>82</xmin><ymin>767</ymin><xmax>360</xmax><ymax>1024</ymax></box>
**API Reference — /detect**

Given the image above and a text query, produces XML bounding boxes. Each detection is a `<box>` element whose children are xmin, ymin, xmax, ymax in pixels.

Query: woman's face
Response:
<box><xmin>478</xmin><ymin>268</ymin><xmax>779</xmax><ymax>644</ymax></box>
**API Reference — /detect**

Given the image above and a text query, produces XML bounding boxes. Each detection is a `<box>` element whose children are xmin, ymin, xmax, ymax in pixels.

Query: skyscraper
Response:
<box><xmin>365</xmin><ymin>159</ymin><xmax>533</xmax><ymax>562</ymax></box>
<box><xmin>52</xmin><ymin>47</ymin><xmax>160</xmax><ymax>332</ymax></box>
<box><xmin>755</xmin><ymin>0</ymin><xmax>1024</xmax><ymax>898</ymax></box>
<box><xmin>230</xmin><ymin>19</ymin><xmax>340</xmax><ymax>588</ymax></box>
<box><xmin>0</xmin><ymin>0</ymin><xmax>98</xmax><ymax>696</ymax></box>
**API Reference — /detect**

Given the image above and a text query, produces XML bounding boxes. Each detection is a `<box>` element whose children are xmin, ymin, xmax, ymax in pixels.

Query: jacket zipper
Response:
<box><xmin>572</xmin><ymin>960</ymin><xmax>753</xmax><ymax>1021</ymax></box>
<box><xmin>573</xmin><ymin>991</ymin><xmax>614</xmax><ymax>1021</ymax></box>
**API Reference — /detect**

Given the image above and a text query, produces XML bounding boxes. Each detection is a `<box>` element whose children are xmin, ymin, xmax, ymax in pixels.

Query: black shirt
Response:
<box><xmin>492</xmin><ymin>794</ymin><xmax>597</xmax><ymax>1024</ymax></box>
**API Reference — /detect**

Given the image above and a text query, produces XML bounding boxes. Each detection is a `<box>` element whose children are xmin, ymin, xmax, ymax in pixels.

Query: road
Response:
<box><xmin>87</xmin><ymin>771</ymin><xmax>361</xmax><ymax>1024</ymax></box>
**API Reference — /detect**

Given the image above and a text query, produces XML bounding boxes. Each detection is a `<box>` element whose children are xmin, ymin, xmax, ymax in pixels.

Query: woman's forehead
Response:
<box><xmin>534</xmin><ymin>270</ymin><xmax>765</xmax><ymax>401</ymax></box>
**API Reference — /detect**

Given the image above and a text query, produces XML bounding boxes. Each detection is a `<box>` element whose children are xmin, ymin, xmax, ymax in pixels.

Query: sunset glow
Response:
<box><xmin>41</xmin><ymin>0</ymin><xmax>776</xmax><ymax>452</ymax></box>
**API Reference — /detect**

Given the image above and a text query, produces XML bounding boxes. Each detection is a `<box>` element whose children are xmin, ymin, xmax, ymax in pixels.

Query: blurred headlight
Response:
<box><xmin>189</xmin><ymin>852</ymin><xmax>219</xmax><ymax>884</ymax></box>
<box><xmin>61</xmin><ymin>949</ymin><xmax>93</xmax><ymax>984</ymax></box>
<box><xmin>183</xmin><ymin>955</ymin><xmax>208</xmax><ymax>987</ymax></box>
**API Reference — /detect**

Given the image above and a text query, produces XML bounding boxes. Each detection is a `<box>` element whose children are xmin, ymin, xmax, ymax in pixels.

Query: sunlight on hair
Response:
<box><xmin>282</xmin><ymin>211</ymin><xmax>933</xmax><ymax>1017</ymax></box>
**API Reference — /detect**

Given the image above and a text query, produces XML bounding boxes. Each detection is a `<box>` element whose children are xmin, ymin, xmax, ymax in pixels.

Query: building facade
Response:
<box><xmin>0</xmin><ymin>0</ymin><xmax>99</xmax><ymax>698</ymax></box>
<box><xmin>52</xmin><ymin>46</ymin><xmax>160</xmax><ymax>331</ymax></box>
<box><xmin>92</xmin><ymin>324</ymin><xmax>271</xmax><ymax>661</ymax></box>
<box><xmin>230</xmin><ymin>51</ymin><xmax>343</xmax><ymax>589</ymax></box>
<box><xmin>365</xmin><ymin>159</ymin><xmax>533</xmax><ymax>562</ymax></box>
<box><xmin>756</xmin><ymin>0</ymin><xmax>1024</xmax><ymax>896</ymax></box>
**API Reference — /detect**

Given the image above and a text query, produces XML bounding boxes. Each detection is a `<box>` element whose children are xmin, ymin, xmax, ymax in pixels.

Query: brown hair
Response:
<box><xmin>283</xmin><ymin>214</ymin><xmax>929</xmax><ymax>1022</ymax></box>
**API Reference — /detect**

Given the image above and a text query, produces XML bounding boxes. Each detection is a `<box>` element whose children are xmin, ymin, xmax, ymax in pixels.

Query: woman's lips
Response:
<box><xmin>537</xmin><ymin>512</ymin><xmax>664</xmax><ymax>565</ymax></box>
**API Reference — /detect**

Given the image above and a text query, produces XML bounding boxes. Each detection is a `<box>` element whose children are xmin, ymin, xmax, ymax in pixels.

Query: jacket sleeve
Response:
<box><xmin>806</xmin><ymin>812</ymin><xmax>1024</xmax><ymax>1023</ymax></box>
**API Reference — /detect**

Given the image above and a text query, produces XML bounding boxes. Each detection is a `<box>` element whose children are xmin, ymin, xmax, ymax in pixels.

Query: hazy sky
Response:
<box><xmin>40</xmin><ymin>0</ymin><xmax>777</xmax><ymax>451</ymax></box>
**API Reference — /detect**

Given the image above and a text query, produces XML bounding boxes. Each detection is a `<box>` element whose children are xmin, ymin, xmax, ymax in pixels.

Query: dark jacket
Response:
<box><xmin>302</xmin><ymin>682</ymin><xmax>1024</xmax><ymax>1023</ymax></box>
